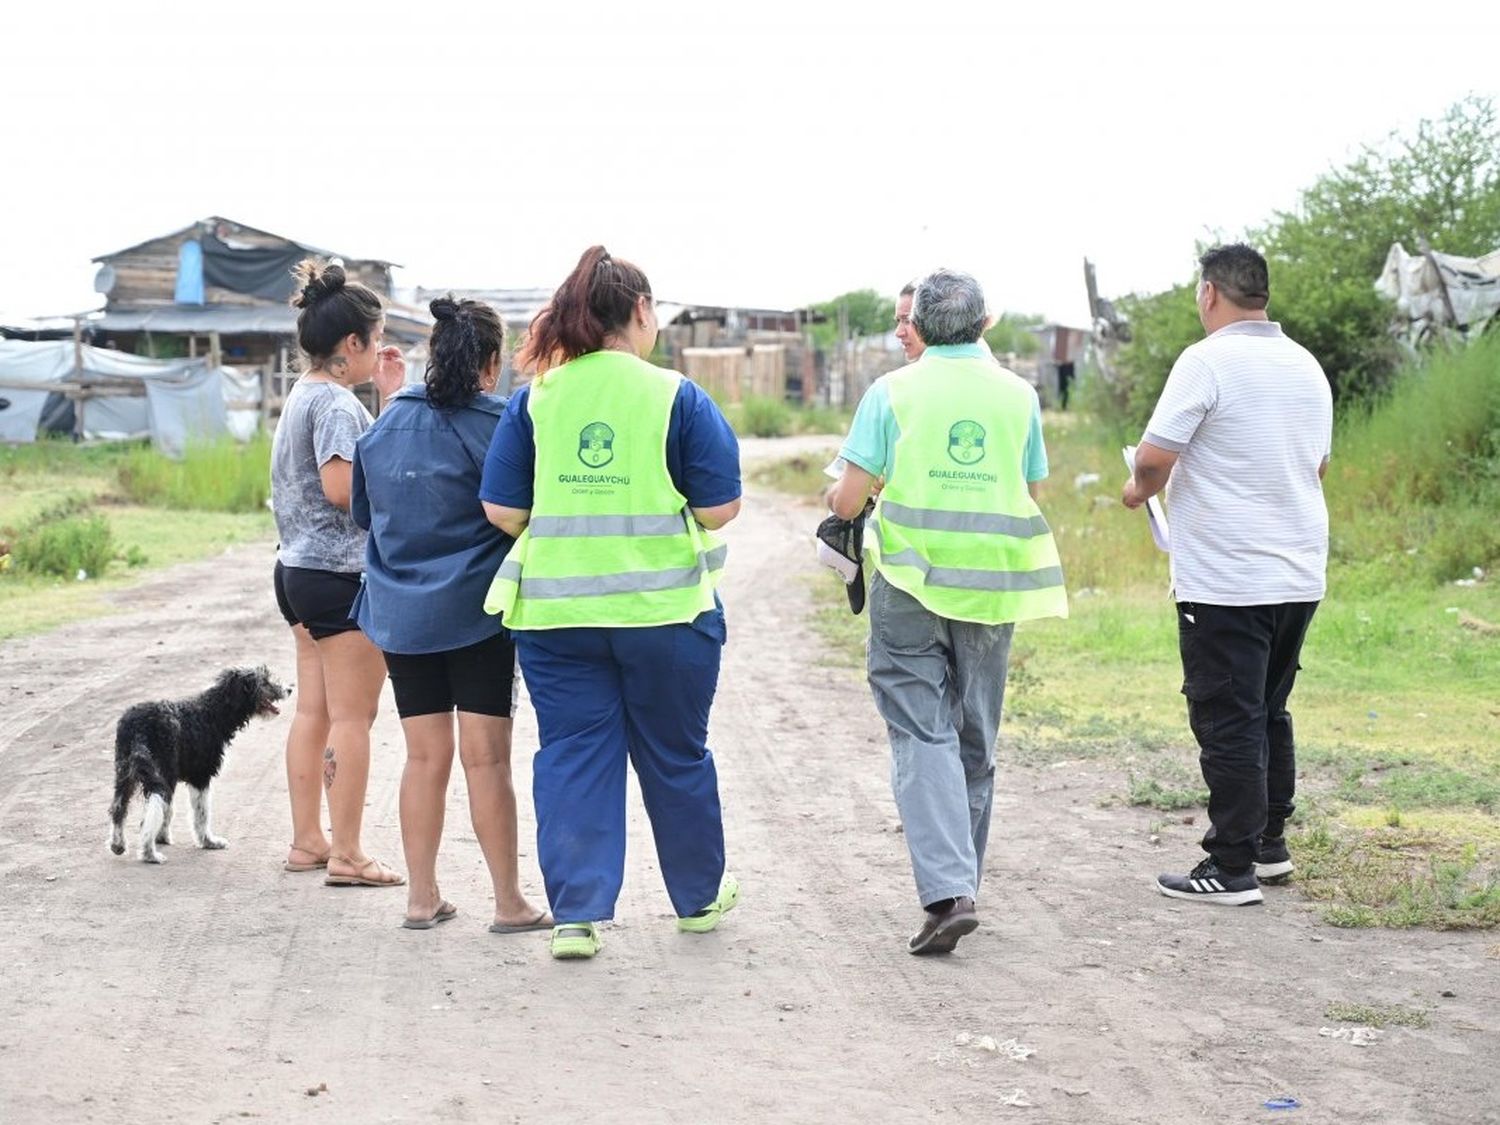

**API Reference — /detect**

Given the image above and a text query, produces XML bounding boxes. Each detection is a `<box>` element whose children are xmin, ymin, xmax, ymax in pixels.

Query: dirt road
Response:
<box><xmin>1</xmin><ymin>437</ymin><xmax>1495</xmax><ymax>1123</ymax></box>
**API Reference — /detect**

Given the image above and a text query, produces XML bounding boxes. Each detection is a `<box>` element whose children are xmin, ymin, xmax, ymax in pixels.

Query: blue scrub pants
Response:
<box><xmin>515</xmin><ymin>618</ymin><xmax>726</xmax><ymax>924</ymax></box>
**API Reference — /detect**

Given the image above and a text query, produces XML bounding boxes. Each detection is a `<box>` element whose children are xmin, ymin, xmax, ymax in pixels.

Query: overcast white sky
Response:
<box><xmin>3</xmin><ymin>0</ymin><xmax>1498</xmax><ymax>327</ymax></box>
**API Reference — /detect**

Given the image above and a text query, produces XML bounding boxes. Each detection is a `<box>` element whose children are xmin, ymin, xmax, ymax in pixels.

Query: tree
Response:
<box><xmin>809</xmin><ymin>289</ymin><xmax>896</xmax><ymax>348</ymax></box>
<box><xmin>1107</xmin><ymin>96</ymin><xmax>1500</xmax><ymax>430</ymax></box>
<box><xmin>984</xmin><ymin>313</ymin><xmax>1043</xmax><ymax>358</ymax></box>
<box><xmin>1255</xmin><ymin>95</ymin><xmax>1500</xmax><ymax>401</ymax></box>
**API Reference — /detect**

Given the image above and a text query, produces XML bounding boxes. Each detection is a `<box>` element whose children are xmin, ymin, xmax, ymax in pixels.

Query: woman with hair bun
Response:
<box><xmin>349</xmin><ymin>295</ymin><xmax>549</xmax><ymax>931</ymax></box>
<box><xmin>272</xmin><ymin>259</ymin><xmax>407</xmax><ymax>888</ymax></box>
<box><xmin>480</xmin><ymin>246</ymin><xmax>742</xmax><ymax>960</ymax></box>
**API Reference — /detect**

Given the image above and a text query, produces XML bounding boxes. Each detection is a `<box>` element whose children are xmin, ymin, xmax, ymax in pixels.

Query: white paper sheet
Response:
<box><xmin>1123</xmin><ymin>445</ymin><xmax>1171</xmax><ymax>553</ymax></box>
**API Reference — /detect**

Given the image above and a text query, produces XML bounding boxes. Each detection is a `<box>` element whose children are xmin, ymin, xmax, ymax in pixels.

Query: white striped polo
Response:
<box><xmin>1142</xmin><ymin>320</ymin><xmax>1332</xmax><ymax>606</ymax></box>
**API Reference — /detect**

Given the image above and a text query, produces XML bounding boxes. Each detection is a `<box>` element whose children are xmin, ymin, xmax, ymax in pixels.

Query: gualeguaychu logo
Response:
<box><xmin>578</xmin><ymin>421</ymin><xmax>615</xmax><ymax>468</ymax></box>
<box><xmin>947</xmin><ymin>420</ymin><xmax>986</xmax><ymax>465</ymax></box>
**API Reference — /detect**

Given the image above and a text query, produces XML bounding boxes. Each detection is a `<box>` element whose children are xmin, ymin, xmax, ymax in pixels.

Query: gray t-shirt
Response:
<box><xmin>271</xmin><ymin>380</ymin><xmax>372</xmax><ymax>572</ymax></box>
<box><xmin>1143</xmin><ymin>321</ymin><xmax>1332</xmax><ymax>606</ymax></box>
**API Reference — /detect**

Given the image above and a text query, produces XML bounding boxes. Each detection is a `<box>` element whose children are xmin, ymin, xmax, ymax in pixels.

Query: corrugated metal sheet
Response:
<box><xmin>97</xmin><ymin>305</ymin><xmax>299</xmax><ymax>333</ymax></box>
<box><xmin>98</xmin><ymin>303</ymin><xmax>433</xmax><ymax>343</ymax></box>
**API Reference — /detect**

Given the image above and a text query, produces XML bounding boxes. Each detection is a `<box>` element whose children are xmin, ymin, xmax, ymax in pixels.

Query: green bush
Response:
<box><xmin>793</xmin><ymin>403</ymin><xmax>852</xmax><ymax>436</ymax></box>
<box><xmin>739</xmin><ymin>395</ymin><xmax>792</xmax><ymax>438</ymax></box>
<box><xmin>1106</xmin><ymin>283</ymin><xmax>1202</xmax><ymax>433</ymax></box>
<box><xmin>116</xmin><ymin>434</ymin><xmax>271</xmax><ymax>513</ymax></box>
<box><xmin>12</xmin><ymin>514</ymin><xmax>114</xmax><ymax>578</ymax></box>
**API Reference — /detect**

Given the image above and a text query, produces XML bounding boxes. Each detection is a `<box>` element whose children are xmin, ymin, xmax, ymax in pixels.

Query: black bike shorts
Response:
<box><xmin>274</xmin><ymin>561</ymin><xmax>362</xmax><ymax>641</ymax></box>
<box><xmin>382</xmin><ymin>631</ymin><xmax>518</xmax><ymax>718</ymax></box>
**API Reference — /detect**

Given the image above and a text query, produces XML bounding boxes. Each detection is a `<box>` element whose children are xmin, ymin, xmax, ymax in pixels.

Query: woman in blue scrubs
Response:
<box><xmin>480</xmin><ymin>246</ymin><xmax>742</xmax><ymax>960</ymax></box>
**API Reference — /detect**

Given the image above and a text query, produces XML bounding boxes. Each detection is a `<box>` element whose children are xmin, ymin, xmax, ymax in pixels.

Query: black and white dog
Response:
<box><xmin>108</xmin><ymin>666</ymin><xmax>288</xmax><ymax>863</ymax></box>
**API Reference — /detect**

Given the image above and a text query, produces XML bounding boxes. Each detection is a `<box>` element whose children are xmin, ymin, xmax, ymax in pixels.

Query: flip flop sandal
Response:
<box><xmin>325</xmin><ymin>857</ymin><xmax>406</xmax><ymax>887</ymax></box>
<box><xmin>488</xmin><ymin>910</ymin><xmax>553</xmax><ymax>934</ymax></box>
<box><xmin>284</xmin><ymin>846</ymin><xmax>330</xmax><ymax>873</ymax></box>
<box><xmin>549</xmin><ymin>922</ymin><xmax>602</xmax><ymax>959</ymax></box>
<box><xmin>402</xmin><ymin>901</ymin><xmax>458</xmax><ymax>930</ymax></box>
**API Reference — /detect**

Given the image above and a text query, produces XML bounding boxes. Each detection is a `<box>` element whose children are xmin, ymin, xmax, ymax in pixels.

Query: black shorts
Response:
<box><xmin>274</xmin><ymin>562</ymin><xmax>362</xmax><ymax>641</ymax></box>
<box><xmin>383</xmin><ymin>631</ymin><xmax>518</xmax><ymax>719</ymax></box>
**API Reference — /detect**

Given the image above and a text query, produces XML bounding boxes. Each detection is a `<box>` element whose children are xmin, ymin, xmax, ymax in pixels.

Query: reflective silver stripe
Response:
<box><xmin>881</xmin><ymin>500</ymin><xmax>1052</xmax><ymax>538</ymax></box>
<box><xmin>527</xmin><ymin>513</ymin><xmax>687</xmax><ymax>538</ymax></box>
<box><xmin>878</xmin><ymin>544</ymin><xmax>1064</xmax><ymax>593</ymax></box>
<box><xmin>509</xmin><ymin>545</ymin><xmax>727</xmax><ymax>600</ymax></box>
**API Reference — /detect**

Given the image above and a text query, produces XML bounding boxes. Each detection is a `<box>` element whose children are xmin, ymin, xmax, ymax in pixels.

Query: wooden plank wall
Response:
<box><xmin>680</xmin><ymin>345</ymin><xmax>786</xmax><ymax>403</ymax></box>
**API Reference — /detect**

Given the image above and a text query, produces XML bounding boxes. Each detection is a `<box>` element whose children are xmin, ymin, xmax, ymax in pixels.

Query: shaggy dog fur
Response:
<box><xmin>108</xmin><ymin>665</ymin><xmax>288</xmax><ymax>863</ymax></box>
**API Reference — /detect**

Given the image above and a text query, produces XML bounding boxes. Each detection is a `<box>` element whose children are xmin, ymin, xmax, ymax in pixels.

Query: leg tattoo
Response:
<box><xmin>323</xmin><ymin>746</ymin><xmax>337</xmax><ymax>790</ymax></box>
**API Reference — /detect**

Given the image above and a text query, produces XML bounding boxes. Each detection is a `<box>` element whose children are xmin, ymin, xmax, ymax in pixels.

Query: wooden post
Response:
<box><xmin>259</xmin><ymin>366</ymin><xmax>271</xmax><ymax>434</ymax></box>
<box><xmin>208</xmin><ymin>330</ymin><xmax>222</xmax><ymax>368</ymax></box>
<box><xmin>72</xmin><ymin>316</ymin><xmax>85</xmax><ymax>441</ymax></box>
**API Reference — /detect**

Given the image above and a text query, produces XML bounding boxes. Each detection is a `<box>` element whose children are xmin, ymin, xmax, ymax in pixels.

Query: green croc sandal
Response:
<box><xmin>550</xmin><ymin>922</ymin><xmax>602</xmax><ymax>960</ymax></box>
<box><xmin>677</xmin><ymin>874</ymin><xmax>740</xmax><ymax>934</ymax></box>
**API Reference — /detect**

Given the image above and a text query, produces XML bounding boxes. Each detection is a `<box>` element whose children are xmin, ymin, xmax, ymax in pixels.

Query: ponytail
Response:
<box><xmin>517</xmin><ymin>245</ymin><xmax>651</xmax><ymax>375</ymax></box>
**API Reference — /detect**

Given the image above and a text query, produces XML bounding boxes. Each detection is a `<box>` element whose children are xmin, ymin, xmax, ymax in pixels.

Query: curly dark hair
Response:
<box><xmin>425</xmin><ymin>295</ymin><xmax>507</xmax><ymax>409</ymax></box>
<box><xmin>289</xmin><ymin>259</ymin><xmax>384</xmax><ymax>369</ymax></box>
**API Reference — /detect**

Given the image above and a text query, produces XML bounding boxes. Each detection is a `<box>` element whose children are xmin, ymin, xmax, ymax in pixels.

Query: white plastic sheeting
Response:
<box><xmin>1375</xmin><ymin>242</ymin><xmax>1500</xmax><ymax>341</ymax></box>
<box><xmin>0</xmin><ymin>340</ymin><xmax>250</xmax><ymax>458</ymax></box>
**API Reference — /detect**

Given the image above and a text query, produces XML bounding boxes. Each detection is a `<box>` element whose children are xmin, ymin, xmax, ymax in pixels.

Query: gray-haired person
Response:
<box><xmin>1124</xmin><ymin>243</ymin><xmax>1331</xmax><ymax>906</ymax></box>
<box><xmin>828</xmin><ymin>269</ymin><xmax>1067</xmax><ymax>954</ymax></box>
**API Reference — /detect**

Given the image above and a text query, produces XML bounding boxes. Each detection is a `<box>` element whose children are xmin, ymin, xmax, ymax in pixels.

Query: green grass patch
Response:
<box><xmin>11</xmin><ymin>513</ymin><xmax>114</xmax><ymax>578</ymax></box>
<box><xmin>1291</xmin><ymin>819</ymin><xmax>1500</xmax><ymax>929</ymax></box>
<box><xmin>0</xmin><ymin>436</ymin><xmax>275</xmax><ymax>640</ymax></box>
<box><xmin>721</xmin><ymin>399</ymin><xmax>852</xmax><ymax>440</ymax></box>
<box><xmin>807</xmin><ymin>571</ymin><xmax>868</xmax><ymax>668</ymax></box>
<box><xmin>1125</xmin><ymin>770</ymin><xmax>1209</xmax><ymax>812</ymax></box>
<box><xmin>115</xmin><ymin>434</ymin><xmax>272</xmax><ymax>513</ymax></box>
<box><xmin>0</xmin><ymin>506</ymin><xmax>273</xmax><ymax>640</ymax></box>
<box><xmin>1323</xmin><ymin>1001</ymin><xmax>1432</xmax><ymax>1029</ymax></box>
<box><xmin>749</xmin><ymin>446</ymin><xmax>841</xmax><ymax>504</ymax></box>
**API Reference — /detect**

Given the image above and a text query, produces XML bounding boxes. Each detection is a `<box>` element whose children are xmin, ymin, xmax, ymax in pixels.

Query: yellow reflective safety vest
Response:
<box><xmin>866</xmin><ymin>352</ymin><xmax>1068</xmax><ymax>625</ymax></box>
<box><xmin>483</xmin><ymin>350</ymin><xmax>726</xmax><ymax>630</ymax></box>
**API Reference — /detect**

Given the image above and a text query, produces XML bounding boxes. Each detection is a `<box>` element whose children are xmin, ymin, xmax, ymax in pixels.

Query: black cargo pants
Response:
<box><xmin>1176</xmin><ymin>600</ymin><xmax>1319</xmax><ymax>872</ymax></box>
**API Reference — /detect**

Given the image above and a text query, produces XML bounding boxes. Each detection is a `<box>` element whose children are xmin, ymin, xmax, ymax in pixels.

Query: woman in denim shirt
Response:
<box><xmin>351</xmin><ymin>297</ymin><xmax>549</xmax><ymax>932</ymax></box>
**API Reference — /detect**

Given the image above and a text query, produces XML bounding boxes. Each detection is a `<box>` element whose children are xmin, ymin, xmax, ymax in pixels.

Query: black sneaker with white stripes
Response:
<box><xmin>1254</xmin><ymin>835</ymin><xmax>1294</xmax><ymax>883</ymax></box>
<box><xmin>1156</xmin><ymin>857</ymin><xmax>1264</xmax><ymax>906</ymax></box>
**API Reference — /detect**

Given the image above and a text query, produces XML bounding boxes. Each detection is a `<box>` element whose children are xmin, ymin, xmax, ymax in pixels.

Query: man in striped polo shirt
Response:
<box><xmin>1124</xmin><ymin>243</ymin><xmax>1332</xmax><ymax>906</ymax></box>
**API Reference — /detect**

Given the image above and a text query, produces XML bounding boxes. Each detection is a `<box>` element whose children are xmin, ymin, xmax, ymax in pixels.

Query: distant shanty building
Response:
<box><xmin>0</xmin><ymin>219</ymin><xmax>430</xmax><ymax>449</ymax></box>
<box><xmin>1031</xmin><ymin>323</ymin><xmax>1090</xmax><ymax>409</ymax></box>
<box><xmin>657</xmin><ymin>303</ymin><xmax>825</xmax><ymax>405</ymax></box>
<box><xmin>91</xmin><ymin>216</ymin><xmax>431</xmax><ymax>418</ymax></box>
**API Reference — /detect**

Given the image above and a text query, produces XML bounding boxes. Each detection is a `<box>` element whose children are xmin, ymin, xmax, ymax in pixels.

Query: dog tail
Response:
<box><xmin>109</xmin><ymin>732</ymin><xmax>165</xmax><ymax>855</ymax></box>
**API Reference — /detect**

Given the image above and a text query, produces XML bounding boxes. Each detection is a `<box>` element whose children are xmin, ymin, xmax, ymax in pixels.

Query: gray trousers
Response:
<box><xmin>866</xmin><ymin>572</ymin><xmax>1014</xmax><ymax>908</ymax></box>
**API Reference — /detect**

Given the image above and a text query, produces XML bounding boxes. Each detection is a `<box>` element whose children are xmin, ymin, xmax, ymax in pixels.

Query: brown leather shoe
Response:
<box><xmin>907</xmin><ymin>896</ymin><xmax>979</xmax><ymax>955</ymax></box>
